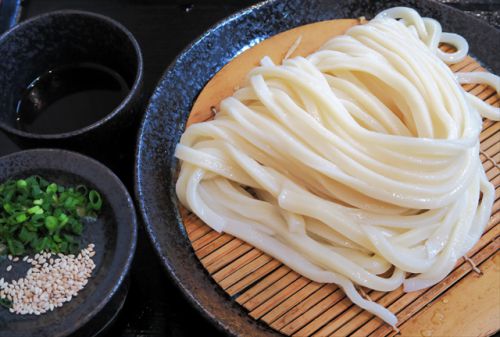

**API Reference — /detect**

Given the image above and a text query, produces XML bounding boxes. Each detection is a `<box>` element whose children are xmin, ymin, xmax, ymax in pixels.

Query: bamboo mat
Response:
<box><xmin>180</xmin><ymin>20</ymin><xmax>500</xmax><ymax>337</ymax></box>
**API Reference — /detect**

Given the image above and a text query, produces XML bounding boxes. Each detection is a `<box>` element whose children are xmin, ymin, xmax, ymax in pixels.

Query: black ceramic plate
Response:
<box><xmin>0</xmin><ymin>149</ymin><xmax>137</xmax><ymax>337</ymax></box>
<box><xmin>135</xmin><ymin>1</ymin><xmax>500</xmax><ymax>336</ymax></box>
<box><xmin>0</xmin><ymin>0</ymin><xmax>21</xmax><ymax>34</ymax></box>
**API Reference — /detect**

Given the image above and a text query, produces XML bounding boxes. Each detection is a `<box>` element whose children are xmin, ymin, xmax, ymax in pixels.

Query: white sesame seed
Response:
<box><xmin>0</xmin><ymin>243</ymin><xmax>96</xmax><ymax>315</ymax></box>
<box><xmin>13</xmin><ymin>257</ymin><xmax>19</xmax><ymax>262</ymax></box>
<box><xmin>6</xmin><ymin>265</ymin><xmax>12</xmax><ymax>272</ymax></box>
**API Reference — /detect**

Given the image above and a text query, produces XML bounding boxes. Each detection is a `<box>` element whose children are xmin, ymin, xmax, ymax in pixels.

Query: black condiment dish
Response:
<box><xmin>0</xmin><ymin>10</ymin><xmax>144</xmax><ymax>155</ymax></box>
<box><xmin>0</xmin><ymin>149</ymin><xmax>137</xmax><ymax>337</ymax></box>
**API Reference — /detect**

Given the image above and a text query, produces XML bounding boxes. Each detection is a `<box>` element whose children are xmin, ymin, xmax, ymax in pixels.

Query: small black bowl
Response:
<box><xmin>0</xmin><ymin>10</ymin><xmax>143</xmax><ymax>150</ymax></box>
<box><xmin>0</xmin><ymin>149</ymin><xmax>137</xmax><ymax>337</ymax></box>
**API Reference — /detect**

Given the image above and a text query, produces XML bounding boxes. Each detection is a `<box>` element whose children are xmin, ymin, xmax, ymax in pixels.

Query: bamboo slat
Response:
<box><xmin>180</xmin><ymin>19</ymin><xmax>500</xmax><ymax>337</ymax></box>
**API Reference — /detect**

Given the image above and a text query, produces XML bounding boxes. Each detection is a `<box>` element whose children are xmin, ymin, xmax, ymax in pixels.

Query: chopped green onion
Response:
<box><xmin>46</xmin><ymin>183</ymin><xmax>58</xmax><ymax>194</ymax></box>
<box><xmin>76</xmin><ymin>185</ymin><xmax>88</xmax><ymax>195</ymax></box>
<box><xmin>0</xmin><ymin>297</ymin><xmax>12</xmax><ymax>309</ymax></box>
<box><xmin>3</xmin><ymin>204</ymin><xmax>13</xmax><ymax>214</ymax></box>
<box><xmin>15</xmin><ymin>214</ymin><xmax>27</xmax><ymax>223</ymax></box>
<box><xmin>28</xmin><ymin>206</ymin><xmax>43</xmax><ymax>215</ymax></box>
<box><xmin>58</xmin><ymin>213</ymin><xmax>69</xmax><ymax>226</ymax></box>
<box><xmin>88</xmin><ymin>190</ymin><xmax>103</xmax><ymax>211</ymax></box>
<box><xmin>0</xmin><ymin>176</ymin><xmax>103</xmax><ymax>256</ymax></box>
<box><xmin>7</xmin><ymin>238</ymin><xmax>24</xmax><ymax>256</ymax></box>
<box><xmin>45</xmin><ymin>216</ymin><xmax>58</xmax><ymax>234</ymax></box>
<box><xmin>16</xmin><ymin>179</ymin><xmax>27</xmax><ymax>189</ymax></box>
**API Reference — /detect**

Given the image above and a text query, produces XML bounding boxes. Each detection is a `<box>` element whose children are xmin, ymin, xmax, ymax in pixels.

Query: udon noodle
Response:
<box><xmin>175</xmin><ymin>7</ymin><xmax>499</xmax><ymax>326</ymax></box>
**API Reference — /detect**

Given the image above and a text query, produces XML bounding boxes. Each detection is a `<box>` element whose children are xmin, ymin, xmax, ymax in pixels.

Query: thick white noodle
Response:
<box><xmin>175</xmin><ymin>7</ymin><xmax>499</xmax><ymax>326</ymax></box>
<box><xmin>456</xmin><ymin>72</ymin><xmax>500</xmax><ymax>120</ymax></box>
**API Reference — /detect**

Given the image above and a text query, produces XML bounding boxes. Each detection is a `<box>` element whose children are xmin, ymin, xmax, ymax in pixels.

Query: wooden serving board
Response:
<box><xmin>181</xmin><ymin>19</ymin><xmax>500</xmax><ymax>337</ymax></box>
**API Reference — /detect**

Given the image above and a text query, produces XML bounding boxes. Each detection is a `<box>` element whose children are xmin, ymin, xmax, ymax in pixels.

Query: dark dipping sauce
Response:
<box><xmin>16</xmin><ymin>63</ymin><xmax>129</xmax><ymax>134</ymax></box>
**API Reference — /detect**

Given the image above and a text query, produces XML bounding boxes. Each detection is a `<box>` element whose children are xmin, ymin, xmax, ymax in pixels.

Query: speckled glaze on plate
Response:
<box><xmin>135</xmin><ymin>1</ymin><xmax>500</xmax><ymax>336</ymax></box>
<box><xmin>0</xmin><ymin>149</ymin><xmax>137</xmax><ymax>337</ymax></box>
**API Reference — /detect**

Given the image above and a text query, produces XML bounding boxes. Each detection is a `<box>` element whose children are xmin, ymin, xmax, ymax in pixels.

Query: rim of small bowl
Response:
<box><xmin>0</xmin><ymin>10</ymin><xmax>143</xmax><ymax>140</ymax></box>
<box><xmin>0</xmin><ymin>148</ymin><xmax>137</xmax><ymax>337</ymax></box>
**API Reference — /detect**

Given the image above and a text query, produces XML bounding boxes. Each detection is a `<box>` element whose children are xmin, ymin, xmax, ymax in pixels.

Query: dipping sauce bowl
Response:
<box><xmin>0</xmin><ymin>10</ymin><xmax>143</xmax><ymax>153</ymax></box>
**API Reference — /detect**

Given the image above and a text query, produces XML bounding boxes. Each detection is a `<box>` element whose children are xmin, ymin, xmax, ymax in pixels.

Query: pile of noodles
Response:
<box><xmin>175</xmin><ymin>7</ymin><xmax>499</xmax><ymax>325</ymax></box>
